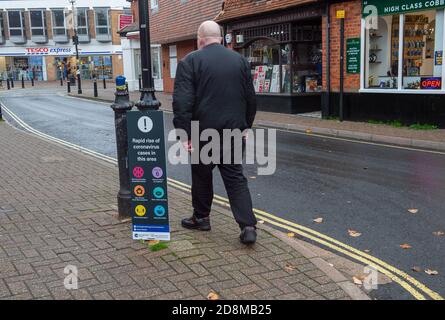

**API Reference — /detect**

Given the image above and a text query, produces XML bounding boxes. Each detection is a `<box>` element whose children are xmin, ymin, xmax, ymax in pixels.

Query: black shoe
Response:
<box><xmin>181</xmin><ymin>216</ymin><xmax>211</xmax><ymax>231</ymax></box>
<box><xmin>240</xmin><ymin>226</ymin><xmax>257</xmax><ymax>245</ymax></box>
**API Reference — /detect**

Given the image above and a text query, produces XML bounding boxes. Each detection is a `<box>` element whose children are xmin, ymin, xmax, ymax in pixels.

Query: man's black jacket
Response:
<box><xmin>173</xmin><ymin>43</ymin><xmax>257</xmax><ymax>138</ymax></box>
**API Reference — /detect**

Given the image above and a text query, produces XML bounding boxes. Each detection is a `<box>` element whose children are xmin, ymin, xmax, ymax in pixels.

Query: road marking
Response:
<box><xmin>1</xmin><ymin>102</ymin><xmax>443</xmax><ymax>301</ymax></box>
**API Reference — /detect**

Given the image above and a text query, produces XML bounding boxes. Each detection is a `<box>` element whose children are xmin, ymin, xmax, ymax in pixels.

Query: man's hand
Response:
<box><xmin>242</xmin><ymin>130</ymin><xmax>249</xmax><ymax>140</ymax></box>
<box><xmin>182</xmin><ymin>140</ymin><xmax>193</xmax><ymax>153</ymax></box>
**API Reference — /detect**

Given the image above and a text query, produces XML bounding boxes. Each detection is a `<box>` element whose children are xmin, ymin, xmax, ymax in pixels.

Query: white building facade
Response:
<box><xmin>0</xmin><ymin>0</ymin><xmax>131</xmax><ymax>81</ymax></box>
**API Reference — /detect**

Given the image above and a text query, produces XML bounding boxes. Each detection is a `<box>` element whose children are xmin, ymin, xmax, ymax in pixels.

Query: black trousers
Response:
<box><xmin>191</xmin><ymin>140</ymin><xmax>257</xmax><ymax>229</ymax></box>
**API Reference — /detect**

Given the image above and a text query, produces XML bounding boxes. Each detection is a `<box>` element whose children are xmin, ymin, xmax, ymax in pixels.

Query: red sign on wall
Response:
<box><xmin>119</xmin><ymin>15</ymin><xmax>133</xmax><ymax>30</ymax></box>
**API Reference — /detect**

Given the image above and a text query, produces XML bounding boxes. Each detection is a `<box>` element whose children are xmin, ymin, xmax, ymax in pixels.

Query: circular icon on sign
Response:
<box><xmin>152</xmin><ymin>167</ymin><xmax>163</xmax><ymax>178</ymax></box>
<box><xmin>153</xmin><ymin>187</ymin><xmax>165</xmax><ymax>199</ymax></box>
<box><xmin>135</xmin><ymin>205</ymin><xmax>147</xmax><ymax>217</ymax></box>
<box><xmin>154</xmin><ymin>205</ymin><xmax>166</xmax><ymax>217</ymax></box>
<box><xmin>134</xmin><ymin>185</ymin><xmax>145</xmax><ymax>197</ymax></box>
<box><xmin>133</xmin><ymin>167</ymin><xmax>144</xmax><ymax>179</ymax></box>
<box><xmin>138</xmin><ymin>116</ymin><xmax>153</xmax><ymax>133</ymax></box>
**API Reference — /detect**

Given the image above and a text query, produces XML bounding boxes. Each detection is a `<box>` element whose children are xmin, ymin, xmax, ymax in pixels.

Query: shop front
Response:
<box><xmin>324</xmin><ymin>0</ymin><xmax>445</xmax><ymax>127</ymax></box>
<box><xmin>0</xmin><ymin>45</ymin><xmax>123</xmax><ymax>82</ymax></box>
<box><xmin>221</xmin><ymin>2</ymin><xmax>324</xmax><ymax>114</ymax></box>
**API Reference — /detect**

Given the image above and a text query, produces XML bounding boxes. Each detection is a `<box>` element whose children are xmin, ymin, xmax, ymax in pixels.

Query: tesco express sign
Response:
<box><xmin>25</xmin><ymin>47</ymin><xmax>73</xmax><ymax>55</ymax></box>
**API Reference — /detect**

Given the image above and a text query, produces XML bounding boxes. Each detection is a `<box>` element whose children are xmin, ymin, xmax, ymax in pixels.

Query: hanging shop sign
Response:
<box><xmin>363</xmin><ymin>0</ymin><xmax>445</xmax><ymax>17</ymax></box>
<box><xmin>127</xmin><ymin>111</ymin><xmax>170</xmax><ymax>241</ymax></box>
<box><xmin>346</xmin><ymin>38</ymin><xmax>361</xmax><ymax>74</ymax></box>
<box><xmin>119</xmin><ymin>14</ymin><xmax>134</xmax><ymax>30</ymax></box>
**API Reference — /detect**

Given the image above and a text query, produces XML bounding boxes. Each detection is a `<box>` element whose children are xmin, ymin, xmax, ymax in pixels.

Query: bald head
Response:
<box><xmin>197</xmin><ymin>21</ymin><xmax>223</xmax><ymax>49</ymax></box>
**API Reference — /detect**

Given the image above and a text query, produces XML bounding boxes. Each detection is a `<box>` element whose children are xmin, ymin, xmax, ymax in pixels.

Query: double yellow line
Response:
<box><xmin>167</xmin><ymin>177</ymin><xmax>443</xmax><ymax>301</ymax></box>
<box><xmin>3</xmin><ymin>102</ymin><xmax>442</xmax><ymax>301</ymax></box>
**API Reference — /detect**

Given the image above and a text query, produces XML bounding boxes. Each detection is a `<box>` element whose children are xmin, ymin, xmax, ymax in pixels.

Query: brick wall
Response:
<box><xmin>323</xmin><ymin>0</ymin><xmax>361</xmax><ymax>92</ymax></box>
<box><xmin>162</xmin><ymin>39</ymin><xmax>197</xmax><ymax>93</ymax></box>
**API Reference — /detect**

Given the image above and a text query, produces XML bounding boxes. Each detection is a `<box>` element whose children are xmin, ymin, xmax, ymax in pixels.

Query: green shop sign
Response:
<box><xmin>363</xmin><ymin>0</ymin><xmax>445</xmax><ymax>16</ymax></box>
<box><xmin>346</xmin><ymin>38</ymin><xmax>361</xmax><ymax>74</ymax></box>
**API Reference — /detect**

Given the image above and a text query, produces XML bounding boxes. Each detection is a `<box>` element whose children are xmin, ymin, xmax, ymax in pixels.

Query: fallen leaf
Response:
<box><xmin>258</xmin><ymin>220</ymin><xmax>265</xmax><ymax>224</ymax></box>
<box><xmin>328</xmin><ymin>263</ymin><xmax>334</xmax><ymax>267</ymax></box>
<box><xmin>207</xmin><ymin>292</ymin><xmax>219</xmax><ymax>300</ymax></box>
<box><xmin>287</xmin><ymin>232</ymin><xmax>295</xmax><ymax>238</ymax></box>
<box><xmin>284</xmin><ymin>263</ymin><xmax>296</xmax><ymax>272</ymax></box>
<box><xmin>313</xmin><ymin>218</ymin><xmax>324</xmax><ymax>224</ymax></box>
<box><xmin>425</xmin><ymin>269</ymin><xmax>439</xmax><ymax>276</ymax></box>
<box><xmin>148</xmin><ymin>240</ymin><xmax>160</xmax><ymax>246</ymax></box>
<box><xmin>306</xmin><ymin>128</ymin><xmax>313</xmax><ymax>134</ymax></box>
<box><xmin>433</xmin><ymin>231</ymin><xmax>445</xmax><ymax>237</ymax></box>
<box><xmin>400</xmin><ymin>244</ymin><xmax>412</xmax><ymax>249</ymax></box>
<box><xmin>408</xmin><ymin>208</ymin><xmax>419</xmax><ymax>214</ymax></box>
<box><xmin>348</xmin><ymin>229</ymin><xmax>362</xmax><ymax>237</ymax></box>
<box><xmin>352</xmin><ymin>276</ymin><xmax>363</xmax><ymax>285</ymax></box>
<box><xmin>364</xmin><ymin>249</ymin><xmax>371</xmax><ymax>253</ymax></box>
<box><xmin>412</xmin><ymin>266</ymin><xmax>422</xmax><ymax>272</ymax></box>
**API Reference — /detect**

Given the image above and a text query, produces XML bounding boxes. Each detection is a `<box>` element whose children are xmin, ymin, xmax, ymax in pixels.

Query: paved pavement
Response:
<box><xmin>0</xmin><ymin>120</ymin><xmax>369</xmax><ymax>300</ymax></box>
<box><xmin>2</xmin><ymin>85</ymin><xmax>445</xmax><ymax>300</ymax></box>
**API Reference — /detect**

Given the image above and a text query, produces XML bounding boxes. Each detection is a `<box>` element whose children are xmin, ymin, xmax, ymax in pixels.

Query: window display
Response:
<box><xmin>364</xmin><ymin>9</ymin><xmax>443</xmax><ymax>90</ymax></box>
<box><xmin>241</xmin><ymin>22</ymin><xmax>322</xmax><ymax>95</ymax></box>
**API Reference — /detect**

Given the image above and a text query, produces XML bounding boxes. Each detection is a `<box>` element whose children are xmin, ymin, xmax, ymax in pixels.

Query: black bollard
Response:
<box><xmin>0</xmin><ymin>103</ymin><xmax>2</xmax><ymax>121</ymax></box>
<box><xmin>67</xmin><ymin>81</ymin><xmax>71</xmax><ymax>93</ymax></box>
<box><xmin>21</xmin><ymin>76</ymin><xmax>25</xmax><ymax>89</ymax></box>
<box><xmin>103</xmin><ymin>77</ymin><xmax>107</xmax><ymax>90</ymax></box>
<box><xmin>111</xmin><ymin>76</ymin><xmax>134</xmax><ymax>219</ymax></box>
<box><xmin>60</xmin><ymin>76</ymin><xmax>63</xmax><ymax>86</ymax></box>
<box><xmin>31</xmin><ymin>77</ymin><xmax>34</xmax><ymax>87</ymax></box>
<box><xmin>11</xmin><ymin>78</ymin><xmax>14</xmax><ymax>88</ymax></box>
<box><xmin>138</xmin><ymin>74</ymin><xmax>142</xmax><ymax>90</ymax></box>
<box><xmin>93</xmin><ymin>78</ymin><xmax>98</xmax><ymax>97</ymax></box>
<box><xmin>7</xmin><ymin>79</ymin><xmax>10</xmax><ymax>90</ymax></box>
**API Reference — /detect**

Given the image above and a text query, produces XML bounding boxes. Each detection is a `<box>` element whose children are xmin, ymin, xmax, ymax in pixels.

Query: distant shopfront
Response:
<box><xmin>0</xmin><ymin>45</ymin><xmax>123</xmax><ymax>81</ymax></box>
<box><xmin>322</xmin><ymin>0</ymin><xmax>445</xmax><ymax>126</ymax></box>
<box><xmin>221</xmin><ymin>3</ymin><xmax>324</xmax><ymax>114</ymax></box>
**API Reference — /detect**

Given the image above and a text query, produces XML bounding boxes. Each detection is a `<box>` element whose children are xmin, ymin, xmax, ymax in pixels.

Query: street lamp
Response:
<box><xmin>69</xmin><ymin>0</ymin><xmax>82</xmax><ymax>94</ymax></box>
<box><xmin>136</xmin><ymin>0</ymin><xmax>160</xmax><ymax>111</ymax></box>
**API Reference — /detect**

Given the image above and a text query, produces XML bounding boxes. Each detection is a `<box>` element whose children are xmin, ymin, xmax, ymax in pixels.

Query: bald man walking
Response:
<box><xmin>173</xmin><ymin>21</ymin><xmax>258</xmax><ymax>244</ymax></box>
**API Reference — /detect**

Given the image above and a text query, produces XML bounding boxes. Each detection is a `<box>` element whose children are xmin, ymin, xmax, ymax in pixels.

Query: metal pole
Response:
<box><xmin>7</xmin><ymin>78</ymin><xmax>10</xmax><ymax>90</ymax></box>
<box><xmin>60</xmin><ymin>69</ymin><xmax>63</xmax><ymax>86</ymax></box>
<box><xmin>94</xmin><ymin>77</ymin><xmax>98</xmax><ymax>97</ymax></box>
<box><xmin>71</xmin><ymin>0</ymin><xmax>82</xmax><ymax>94</ymax></box>
<box><xmin>102</xmin><ymin>56</ymin><xmax>106</xmax><ymax>89</ymax></box>
<box><xmin>136</xmin><ymin>0</ymin><xmax>161</xmax><ymax>111</ymax></box>
<box><xmin>111</xmin><ymin>76</ymin><xmax>134</xmax><ymax>219</ymax></box>
<box><xmin>339</xmin><ymin>17</ymin><xmax>345</xmax><ymax>122</ymax></box>
<box><xmin>67</xmin><ymin>81</ymin><xmax>71</xmax><ymax>93</ymax></box>
<box><xmin>21</xmin><ymin>75</ymin><xmax>25</xmax><ymax>89</ymax></box>
<box><xmin>31</xmin><ymin>77</ymin><xmax>34</xmax><ymax>87</ymax></box>
<box><xmin>138</xmin><ymin>74</ymin><xmax>141</xmax><ymax>90</ymax></box>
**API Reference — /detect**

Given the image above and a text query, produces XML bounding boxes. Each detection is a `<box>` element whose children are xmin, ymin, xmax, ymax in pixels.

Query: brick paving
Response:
<box><xmin>0</xmin><ymin>121</ymin><xmax>359</xmax><ymax>300</ymax></box>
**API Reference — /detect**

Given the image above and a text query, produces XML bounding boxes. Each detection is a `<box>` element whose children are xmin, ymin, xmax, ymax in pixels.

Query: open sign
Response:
<box><xmin>420</xmin><ymin>77</ymin><xmax>442</xmax><ymax>90</ymax></box>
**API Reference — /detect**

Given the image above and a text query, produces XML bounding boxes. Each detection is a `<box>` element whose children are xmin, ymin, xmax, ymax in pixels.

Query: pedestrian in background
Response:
<box><xmin>172</xmin><ymin>21</ymin><xmax>258</xmax><ymax>244</ymax></box>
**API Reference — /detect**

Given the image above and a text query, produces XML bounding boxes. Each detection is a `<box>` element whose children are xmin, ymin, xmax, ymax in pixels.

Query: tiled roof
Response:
<box><xmin>215</xmin><ymin>0</ymin><xmax>321</xmax><ymax>23</ymax></box>
<box><xmin>149</xmin><ymin>0</ymin><xmax>224</xmax><ymax>44</ymax></box>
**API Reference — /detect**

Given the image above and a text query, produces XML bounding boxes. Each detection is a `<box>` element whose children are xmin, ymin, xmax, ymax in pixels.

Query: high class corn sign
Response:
<box><xmin>363</xmin><ymin>0</ymin><xmax>445</xmax><ymax>16</ymax></box>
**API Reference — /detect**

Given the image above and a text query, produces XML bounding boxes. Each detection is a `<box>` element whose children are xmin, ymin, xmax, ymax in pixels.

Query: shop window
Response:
<box><xmin>403</xmin><ymin>10</ymin><xmax>443</xmax><ymax>90</ymax></box>
<box><xmin>169</xmin><ymin>45</ymin><xmax>178</xmax><ymax>79</ymax></box>
<box><xmin>8</xmin><ymin>10</ymin><xmax>25</xmax><ymax>37</ymax></box>
<box><xmin>242</xmin><ymin>39</ymin><xmax>280</xmax><ymax>93</ymax></box>
<box><xmin>95</xmin><ymin>8</ymin><xmax>111</xmax><ymax>36</ymax></box>
<box><xmin>365</xmin><ymin>15</ymin><xmax>400</xmax><ymax>89</ymax></box>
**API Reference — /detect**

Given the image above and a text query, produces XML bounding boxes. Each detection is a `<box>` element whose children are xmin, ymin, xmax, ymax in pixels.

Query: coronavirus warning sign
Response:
<box><xmin>127</xmin><ymin>110</ymin><xmax>170</xmax><ymax>241</ymax></box>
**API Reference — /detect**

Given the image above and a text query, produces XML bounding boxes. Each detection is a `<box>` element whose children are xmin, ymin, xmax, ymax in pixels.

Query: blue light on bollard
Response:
<box><xmin>116</xmin><ymin>76</ymin><xmax>126</xmax><ymax>90</ymax></box>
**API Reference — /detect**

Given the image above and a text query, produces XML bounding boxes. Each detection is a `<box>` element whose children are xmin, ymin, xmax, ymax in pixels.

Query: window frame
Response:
<box><xmin>360</xmin><ymin>9</ymin><xmax>445</xmax><ymax>94</ymax></box>
<box><xmin>76</xmin><ymin>7</ymin><xmax>89</xmax><ymax>36</ymax></box>
<box><xmin>51</xmin><ymin>8</ymin><xmax>67</xmax><ymax>37</ymax></box>
<box><xmin>94</xmin><ymin>7</ymin><xmax>111</xmax><ymax>36</ymax></box>
<box><xmin>29</xmin><ymin>9</ymin><xmax>47</xmax><ymax>37</ymax></box>
<box><xmin>7</xmin><ymin>10</ymin><xmax>25</xmax><ymax>37</ymax></box>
